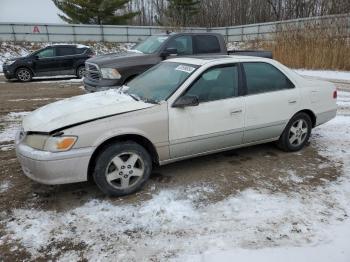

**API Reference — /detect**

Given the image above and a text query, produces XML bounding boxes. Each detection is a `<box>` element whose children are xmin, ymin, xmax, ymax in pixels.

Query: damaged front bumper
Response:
<box><xmin>15</xmin><ymin>132</ymin><xmax>94</xmax><ymax>185</ymax></box>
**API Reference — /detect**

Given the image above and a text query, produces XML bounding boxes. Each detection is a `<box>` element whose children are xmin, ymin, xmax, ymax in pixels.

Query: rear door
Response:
<box><xmin>55</xmin><ymin>46</ymin><xmax>77</xmax><ymax>74</ymax></box>
<box><xmin>242</xmin><ymin>62</ymin><xmax>300</xmax><ymax>143</ymax></box>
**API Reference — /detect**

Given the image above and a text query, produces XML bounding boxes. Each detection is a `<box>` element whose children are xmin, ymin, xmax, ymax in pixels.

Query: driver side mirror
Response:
<box><xmin>33</xmin><ymin>55</ymin><xmax>39</xmax><ymax>60</ymax></box>
<box><xmin>160</xmin><ymin>47</ymin><xmax>178</xmax><ymax>58</ymax></box>
<box><xmin>173</xmin><ymin>95</ymin><xmax>199</xmax><ymax>108</ymax></box>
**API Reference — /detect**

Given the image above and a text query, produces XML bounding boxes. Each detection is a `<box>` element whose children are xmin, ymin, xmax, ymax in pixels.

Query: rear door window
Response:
<box><xmin>56</xmin><ymin>47</ymin><xmax>76</xmax><ymax>56</ymax></box>
<box><xmin>243</xmin><ymin>62</ymin><xmax>294</xmax><ymax>95</ymax></box>
<box><xmin>194</xmin><ymin>35</ymin><xmax>221</xmax><ymax>54</ymax></box>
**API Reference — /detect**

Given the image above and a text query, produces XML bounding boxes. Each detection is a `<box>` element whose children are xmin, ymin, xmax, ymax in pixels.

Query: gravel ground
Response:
<box><xmin>0</xmin><ymin>74</ymin><xmax>349</xmax><ymax>261</ymax></box>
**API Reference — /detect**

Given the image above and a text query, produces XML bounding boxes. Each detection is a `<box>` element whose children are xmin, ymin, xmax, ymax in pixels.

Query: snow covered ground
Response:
<box><xmin>0</xmin><ymin>74</ymin><xmax>349</xmax><ymax>261</ymax></box>
<box><xmin>0</xmin><ymin>111</ymin><xmax>29</xmax><ymax>143</ymax></box>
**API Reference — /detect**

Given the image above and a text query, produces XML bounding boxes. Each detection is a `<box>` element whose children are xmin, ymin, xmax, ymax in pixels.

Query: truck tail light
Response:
<box><xmin>333</xmin><ymin>90</ymin><xmax>337</xmax><ymax>99</ymax></box>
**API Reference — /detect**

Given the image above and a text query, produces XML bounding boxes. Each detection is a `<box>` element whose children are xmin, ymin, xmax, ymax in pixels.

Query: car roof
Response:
<box><xmin>166</xmin><ymin>55</ymin><xmax>271</xmax><ymax>66</ymax></box>
<box><xmin>49</xmin><ymin>44</ymin><xmax>89</xmax><ymax>48</ymax></box>
<box><xmin>152</xmin><ymin>32</ymin><xmax>223</xmax><ymax>37</ymax></box>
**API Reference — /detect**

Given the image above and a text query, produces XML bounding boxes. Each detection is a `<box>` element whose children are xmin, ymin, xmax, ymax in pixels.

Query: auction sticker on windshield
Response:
<box><xmin>175</xmin><ymin>65</ymin><xmax>196</xmax><ymax>74</ymax></box>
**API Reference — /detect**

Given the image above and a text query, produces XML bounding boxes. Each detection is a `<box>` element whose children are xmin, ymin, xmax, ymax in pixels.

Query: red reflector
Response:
<box><xmin>333</xmin><ymin>90</ymin><xmax>337</xmax><ymax>99</ymax></box>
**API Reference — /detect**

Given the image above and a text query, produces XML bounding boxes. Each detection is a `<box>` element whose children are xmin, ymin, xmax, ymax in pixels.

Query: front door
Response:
<box><xmin>168</xmin><ymin>64</ymin><xmax>245</xmax><ymax>159</ymax></box>
<box><xmin>164</xmin><ymin>35</ymin><xmax>193</xmax><ymax>56</ymax></box>
<box><xmin>242</xmin><ymin>62</ymin><xmax>300</xmax><ymax>143</ymax></box>
<box><xmin>32</xmin><ymin>47</ymin><xmax>58</xmax><ymax>76</ymax></box>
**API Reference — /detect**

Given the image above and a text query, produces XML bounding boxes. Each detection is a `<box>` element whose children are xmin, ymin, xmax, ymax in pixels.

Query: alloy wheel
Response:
<box><xmin>288</xmin><ymin>119</ymin><xmax>308</xmax><ymax>146</ymax></box>
<box><xmin>105</xmin><ymin>152</ymin><xmax>145</xmax><ymax>189</ymax></box>
<box><xmin>17</xmin><ymin>69</ymin><xmax>31</xmax><ymax>81</ymax></box>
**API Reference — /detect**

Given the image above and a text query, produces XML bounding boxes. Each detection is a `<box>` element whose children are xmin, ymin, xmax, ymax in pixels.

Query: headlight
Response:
<box><xmin>24</xmin><ymin>135</ymin><xmax>77</xmax><ymax>152</ymax></box>
<box><xmin>100</xmin><ymin>68</ymin><xmax>121</xmax><ymax>79</ymax></box>
<box><xmin>5</xmin><ymin>60</ymin><xmax>15</xmax><ymax>66</ymax></box>
<box><xmin>45</xmin><ymin>136</ymin><xmax>77</xmax><ymax>152</ymax></box>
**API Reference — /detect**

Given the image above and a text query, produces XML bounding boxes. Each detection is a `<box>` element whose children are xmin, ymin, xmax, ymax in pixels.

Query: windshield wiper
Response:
<box><xmin>128</xmin><ymin>93</ymin><xmax>141</xmax><ymax>101</ymax></box>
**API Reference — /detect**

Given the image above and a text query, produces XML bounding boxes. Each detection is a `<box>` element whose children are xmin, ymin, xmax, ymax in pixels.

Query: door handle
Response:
<box><xmin>230</xmin><ymin>109</ymin><xmax>242</xmax><ymax>115</ymax></box>
<box><xmin>288</xmin><ymin>100</ymin><xmax>297</xmax><ymax>104</ymax></box>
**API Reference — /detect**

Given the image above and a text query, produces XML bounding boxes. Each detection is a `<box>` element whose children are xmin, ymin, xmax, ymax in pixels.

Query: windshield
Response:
<box><xmin>132</xmin><ymin>35</ymin><xmax>169</xmax><ymax>54</ymax></box>
<box><xmin>124</xmin><ymin>62</ymin><xmax>199</xmax><ymax>103</ymax></box>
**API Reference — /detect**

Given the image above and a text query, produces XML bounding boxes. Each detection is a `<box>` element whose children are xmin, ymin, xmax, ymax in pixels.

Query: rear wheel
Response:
<box><xmin>16</xmin><ymin>68</ymin><xmax>32</xmax><ymax>82</ymax></box>
<box><xmin>278</xmin><ymin>112</ymin><xmax>312</xmax><ymax>152</ymax></box>
<box><xmin>76</xmin><ymin>65</ymin><xmax>85</xmax><ymax>78</ymax></box>
<box><xmin>93</xmin><ymin>141</ymin><xmax>152</xmax><ymax>196</ymax></box>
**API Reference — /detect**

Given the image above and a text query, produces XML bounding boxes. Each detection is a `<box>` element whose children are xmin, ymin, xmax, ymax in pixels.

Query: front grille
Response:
<box><xmin>85</xmin><ymin>63</ymin><xmax>101</xmax><ymax>80</ymax></box>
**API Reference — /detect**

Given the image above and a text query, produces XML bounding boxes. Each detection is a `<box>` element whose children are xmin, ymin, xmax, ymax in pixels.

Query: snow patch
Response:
<box><xmin>0</xmin><ymin>181</ymin><xmax>11</xmax><ymax>193</ymax></box>
<box><xmin>0</xmin><ymin>144</ymin><xmax>14</xmax><ymax>151</ymax></box>
<box><xmin>0</xmin><ymin>112</ymin><xmax>29</xmax><ymax>142</ymax></box>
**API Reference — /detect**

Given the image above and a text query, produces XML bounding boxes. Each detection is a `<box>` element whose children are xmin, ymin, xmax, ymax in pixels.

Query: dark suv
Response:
<box><xmin>3</xmin><ymin>44</ymin><xmax>94</xmax><ymax>82</ymax></box>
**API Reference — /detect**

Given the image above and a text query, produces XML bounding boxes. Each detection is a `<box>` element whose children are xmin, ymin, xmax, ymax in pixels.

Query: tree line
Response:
<box><xmin>53</xmin><ymin>0</ymin><xmax>350</xmax><ymax>26</ymax></box>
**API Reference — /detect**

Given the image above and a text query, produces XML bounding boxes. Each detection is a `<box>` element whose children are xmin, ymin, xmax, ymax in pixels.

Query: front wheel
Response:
<box><xmin>16</xmin><ymin>68</ymin><xmax>33</xmax><ymax>82</ymax></box>
<box><xmin>93</xmin><ymin>141</ymin><xmax>152</xmax><ymax>196</ymax></box>
<box><xmin>277</xmin><ymin>112</ymin><xmax>312</xmax><ymax>152</ymax></box>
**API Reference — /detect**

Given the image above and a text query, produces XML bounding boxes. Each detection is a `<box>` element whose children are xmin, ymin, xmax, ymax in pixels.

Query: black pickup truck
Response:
<box><xmin>84</xmin><ymin>33</ymin><xmax>272</xmax><ymax>92</ymax></box>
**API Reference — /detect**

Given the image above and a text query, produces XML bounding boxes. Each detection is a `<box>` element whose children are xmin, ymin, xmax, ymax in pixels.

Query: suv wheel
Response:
<box><xmin>278</xmin><ymin>112</ymin><xmax>312</xmax><ymax>152</ymax></box>
<box><xmin>76</xmin><ymin>65</ymin><xmax>85</xmax><ymax>78</ymax></box>
<box><xmin>93</xmin><ymin>141</ymin><xmax>152</xmax><ymax>196</ymax></box>
<box><xmin>16</xmin><ymin>68</ymin><xmax>32</xmax><ymax>82</ymax></box>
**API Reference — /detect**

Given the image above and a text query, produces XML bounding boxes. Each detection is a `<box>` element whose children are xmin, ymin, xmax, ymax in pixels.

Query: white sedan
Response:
<box><xmin>15</xmin><ymin>55</ymin><xmax>337</xmax><ymax>196</ymax></box>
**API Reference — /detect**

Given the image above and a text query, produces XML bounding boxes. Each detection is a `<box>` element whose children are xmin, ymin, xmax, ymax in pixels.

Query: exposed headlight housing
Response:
<box><xmin>24</xmin><ymin>134</ymin><xmax>77</xmax><ymax>152</ymax></box>
<box><xmin>100</xmin><ymin>68</ymin><xmax>121</xmax><ymax>79</ymax></box>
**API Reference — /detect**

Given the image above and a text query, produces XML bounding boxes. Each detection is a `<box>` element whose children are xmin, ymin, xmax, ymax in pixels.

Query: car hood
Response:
<box><xmin>22</xmin><ymin>90</ymin><xmax>154</xmax><ymax>133</ymax></box>
<box><xmin>87</xmin><ymin>51</ymin><xmax>151</xmax><ymax>67</ymax></box>
<box><xmin>6</xmin><ymin>56</ymin><xmax>27</xmax><ymax>62</ymax></box>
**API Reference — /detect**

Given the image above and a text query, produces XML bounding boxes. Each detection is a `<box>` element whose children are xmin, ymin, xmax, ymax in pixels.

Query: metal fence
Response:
<box><xmin>0</xmin><ymin>13</ymin><xmax>348</xmax><ymax>43</ymax></box>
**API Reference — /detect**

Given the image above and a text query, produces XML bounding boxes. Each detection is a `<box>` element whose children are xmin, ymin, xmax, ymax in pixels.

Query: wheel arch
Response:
<box><xmin>296</xmin><ymin>109</ymin><xmax>317</xmax><ymax>128</ymax></box>
<box><xmin>87</xmin><ymin>134</ymin><xmax>159</xmax><ymax>181</ymax></box>
<box><xmin>15</xmin><ymin>66</ymin><xmax>34</xmax><ymax>76</ymax></box>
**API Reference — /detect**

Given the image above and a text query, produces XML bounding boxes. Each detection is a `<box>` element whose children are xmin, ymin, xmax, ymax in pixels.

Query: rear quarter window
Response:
<box><xmin>243</xmin><ymin>62</ymin><xmax>294</xmax><ymax>95</ymax></box>
<box><xmin>194</xmin><ymin>35</ymin><xmax>221</xmax><ymax>54</ymax></box>
<box><xmin>76</xmin><ymin>47</ymin><xmax>92</xmax><ymax>55</ymax></box>
<box><xmin>56</xmin><ymin>47</ymin><xmax>76</xmax><ymax>56</ymax></box>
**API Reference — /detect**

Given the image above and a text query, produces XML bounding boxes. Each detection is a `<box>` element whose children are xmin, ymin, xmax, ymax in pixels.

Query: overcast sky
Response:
<box><xmin>0</xmin><ymin>0</ymin><xmax>65</xmax><ymax>23</ymax></box>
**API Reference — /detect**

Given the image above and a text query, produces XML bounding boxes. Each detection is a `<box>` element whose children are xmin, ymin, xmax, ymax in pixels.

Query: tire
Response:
<box><xmin>76</xmin><ymin>65</ymin><xmax>85</xmax><ymax>78</ymax></box>
<box><xmin>93</xmin><ymin>141</ymin><xmax>152</xmax><ymax>196</ymax></box>
<box><xmin>277</xmin><ymin>112</ymin><xmax>312</xmax><ymax>152</ymax></box>
<box><xmin>16</xmin><ymin>68</ymin><xmax>33</xmax><ymax>82</ymax></box>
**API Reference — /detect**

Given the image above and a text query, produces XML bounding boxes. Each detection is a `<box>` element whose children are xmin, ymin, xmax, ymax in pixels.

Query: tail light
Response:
<box><xmin>333</xmin><ymin>90</ymin><xmax>337</xmax><ymax>99</ymax></box>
